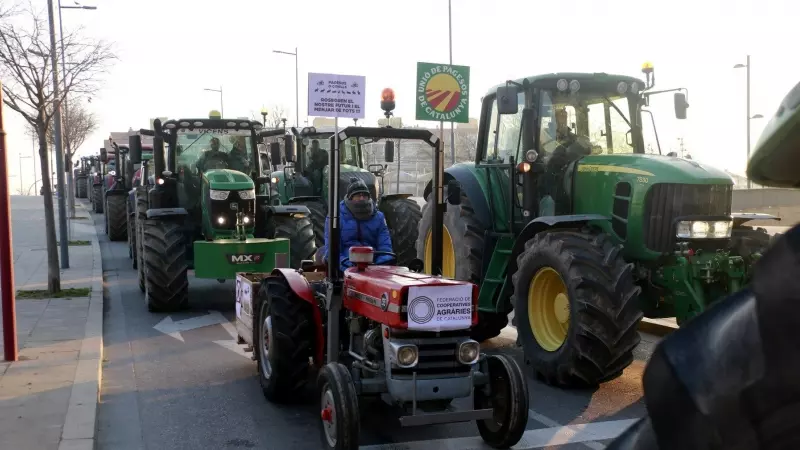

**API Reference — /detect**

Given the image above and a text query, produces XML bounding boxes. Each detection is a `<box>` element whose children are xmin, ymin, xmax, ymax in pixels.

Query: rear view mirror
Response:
<box><xmin>129</xmin><ymin>135</ymin><xmax>142</xmax><ymax>164</ymax></box>
<box><xmin>99</xmin><ymin>148</ymin><xmax>107</xmax><ymax>163</ymax></box>
<box><xmin>497</xmin><ymin>85</ymin><xmax>519</xmax><ymax>115</ymax></box>
<box><xmin>446</xmin><ymin>179</ymin><xmax>462</xmax><ymax>205</ymax></box>
<box><xmin>283</xmin><ymin>136</ymin><xmax>296</xmax><ymax>162</ymax></box>
<box><xmin>269</xmin><ymin>142</ymin><xmax>282</xmax><ymax>168</ymax></box>
<box><xmin>674</xmin><ymin>93</ymin><xmax>689</xmax><ymax>119</ymax></box>
<box><xmin>384</xmin><ymin>141</ymin><xmax>395</xmax><ymax>163</ymax></box>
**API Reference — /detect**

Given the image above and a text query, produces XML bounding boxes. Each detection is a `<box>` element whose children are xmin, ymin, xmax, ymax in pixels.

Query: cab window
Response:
<box><xmin>482</xmin><ymin>91</ymin><xmax>525</xmax><ymax>163</ymax></box>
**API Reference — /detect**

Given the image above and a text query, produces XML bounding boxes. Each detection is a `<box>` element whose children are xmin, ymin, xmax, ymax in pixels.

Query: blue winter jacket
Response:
<box><xmin>320</xmin><ymin>200</ymin><xmax>394</xmax><ymax>272</ymax></box>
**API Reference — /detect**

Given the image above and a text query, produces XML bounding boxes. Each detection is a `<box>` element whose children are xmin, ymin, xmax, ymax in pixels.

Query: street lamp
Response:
<box><xmin>272</xmin><ymin>48</ymin><xmax>299</xmax><ymax>127</ymax></box>
<box><xmin>260</xmin><ymin>107</ymin><xmax>268</xmax><ymax>127</ymax></box>
<box><xmin>204</xmin><ymin>86</ymin><xmax>223</xmax><ymax>116</ymax></box>
<box><xmin>734</xmin><ymin>55</ymin><xmax>763</xmax><ymax>188</ymax></box>
<box><xmin>58</xmin><ymin>0</ymin><xmax>96</xmax><ymax>219</ymax></box>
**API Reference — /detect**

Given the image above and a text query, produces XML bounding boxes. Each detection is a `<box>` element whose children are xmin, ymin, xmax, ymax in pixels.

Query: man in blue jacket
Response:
<box><xmin>319</xmin><ymin>179</ymin><xmax>394</xmax><ymax>271</ymax></box>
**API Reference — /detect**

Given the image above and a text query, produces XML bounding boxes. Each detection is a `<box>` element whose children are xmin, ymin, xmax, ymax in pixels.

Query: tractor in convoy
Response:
<box><xmin>126</xmin><ymin>142</ymin><xmax>154</xmax><ymax>270</ymax></box>
<box><xmin>88</xmin><ymin>152</ymin><xmax>107</xmax><ymax>213</ymax></box>
<box><xmin>416</xmin><ymin>63</ymin><xmax>779</xmax><ymax>388</ymax></box>
<box><xmin>128</xmin><ymin>111</ymin><xmax>316</xmax><ymax>311</ymax></box>
<box><xmin>101</xmin><ymin>139</ymin><xmax>130</xmax><ymax>241</ymax></box>
<box><xmin>266</xmin><ymin>102</ymin><xmax>422</xmax><ymax>266</ymax></box>
<box><xmin>233</xmin><ymin>93</ymin><xmax>529</xmax><ymax>450</ymax></box>
<box><xmin>73</xmin><ymin>157</ymin><xmax>91</xmax><ymax>199</ymax></box>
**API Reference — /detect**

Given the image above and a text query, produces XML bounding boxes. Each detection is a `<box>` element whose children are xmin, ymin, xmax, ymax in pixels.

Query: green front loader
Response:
<box><xmin>132</xmin><ymin>112</ymin><xmax>316</xmax><ymax>312</ymax></box>
<box><xmin>417</xmin><ymin>65</ymin><xmax>778</xmax><ymax>387</ymax></box>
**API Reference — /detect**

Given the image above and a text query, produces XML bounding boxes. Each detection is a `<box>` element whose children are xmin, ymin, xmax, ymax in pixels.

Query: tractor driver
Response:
<box><xmin>317</xmin><ymin>178</ymin><xmax>394</xmax><ymax>271</ymax></box>
<box><xmin>228</xmin><ymin>136</ymin><xmax>251</xmax><ymax>173</ymax></box>
<box><xmin>196</xmin><ymin>137</ymin><xmax>229</xmax><ymax>172</ymax></box>
<box><xmin>304</xmin><ymin>139</ymin><xmax>328</xmax><ymax>195</ymax></box>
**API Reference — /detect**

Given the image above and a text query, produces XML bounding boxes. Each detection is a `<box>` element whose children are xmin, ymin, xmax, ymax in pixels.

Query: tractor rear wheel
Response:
<box><xmin>142</xmin><ymin>219</ymin><xmax>188</xmax><ymax>312</ymax></box>
<box><xmin>76</xmin><ymin>177</ymin><xmax>87</xmax><ymax>198</ymax></box>
<box><xmin>380</xmin><ymin>197</ymin><xmax>422</xmax><ymax>267</ymax></box>
<box><xmin>475</xmin><ymin>354</ymin><xmax>529</xmax><ymax>449</ymax></box>
<box><xmin>512</xmin><ymin>229</ymin><xmax>643</xmax><ymax>388</ymax></box>
<box><xmin>136</xmin><ymin>188</ymin><xmax>147</xmax><ymax>292</ymax></box>
<box><xmin>417</xmin><ymin>188</ymin><xmax>507</xmax><ymax>341</ymax></box>
<box><xmin>317</xmin><ymin>362</ymin><xmax>360</xmax><ymax>450</ymax></box>
<box><xmin>106</xmin><ymin>195</ymin><xmax>128</xmax><ymax>241</ymax></box>
<box><xmin>729</xmin><ymin>226</ymin><xmax>773</xmax><ymax>267</ymax></box>
<box><xmin>257</xmin><ymin>276</ymin><xmax>315</xmax><ymax>403</ymax></box>
<box><xmin>92</xmin><ymin>185</ymin><xmax>103</xmax><ymax>213</ymax></box>
<box><xmin>293</xmin><ymin>200</ymin><xmax>326</xmax><ymax>249</ymax></box>
<box><xmin>272</xmin><ymin>215</ymin><xmax>317</xmax><ymax>268</ymax></box>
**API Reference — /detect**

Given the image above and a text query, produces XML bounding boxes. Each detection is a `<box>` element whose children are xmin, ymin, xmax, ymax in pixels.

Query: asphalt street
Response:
<box><xmin>92</xmin><ymin>203</ymin><xmax>653</xmax><ymax>450</ymax></box>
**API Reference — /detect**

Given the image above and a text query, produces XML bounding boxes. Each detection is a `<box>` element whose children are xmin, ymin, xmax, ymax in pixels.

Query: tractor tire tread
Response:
<box><xmin>381</xmin><ymin>197</ymin><xmax>422</xmax><ymax>267</ymax></box>
<box><xmin>142</xmin><ymin>219</ymin><xmax>188</xmax><ymax>311</ymax></box>
<box><xmin>92</xmin><ymin>185</ymin><xmax>103</xmax><ymax>213</ymax></box>
<box><xmin>106</xmin><ymin>195</ymin><xmax>128</xmax><ymax>241</ymax></box>
<box><xmin>272</xmin><ymin>215</ymin><xmax>317</xmax><ymax>268</ymax></box>
<box><xmin>294</xmin><ymin>200</ymin><xmax>326</xmax><ymax>249</ymax></box>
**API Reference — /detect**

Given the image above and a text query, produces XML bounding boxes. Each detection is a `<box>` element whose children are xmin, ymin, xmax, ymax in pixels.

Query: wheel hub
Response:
<box><xmin>554</xmin><ymin>293</ymin><xmax>570</xmax><ymax>324</ymax></box>
<box><xmin>321</xmin><ymin>389</ymin><xmax>337</xmax><ymax>446</ymax></box>
<box><xmin>260</xmin><ymin>316</ymin><xmax>273</xmax><ymax>379</ymax></box>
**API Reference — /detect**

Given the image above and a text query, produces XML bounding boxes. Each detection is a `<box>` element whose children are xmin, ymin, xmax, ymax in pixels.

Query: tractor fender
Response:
<box><xmin>506</xmin><ymin>214</ymin><xmax>610</xmax><ymax>287</ymax></box>
<box><xmin>731</xmin><ymin>212</ymin><xmax>780</xmax><ymax>228</ymax></box>
<box><xmin>145</xmin><ymin>207</ymin><xmax>188</xmax><ymax>219</ymax></box>
<box><xmin>381</xmin><ymin>193</ymin><xmax>413</xmax><ymax>201</ymax></box>
<box><xmin>422</xmin><ymin>165</ymin><xmax>491</xmax><ymax>229</ymax></box>
<box><xmin>270</xmin><ymin>268</ymin><xmax>325</xmax><ymax>365</ymax></box>
<box><xmin>287</xmin><ymin>195</ymin><xmax>322</xmax><ymax>204</ymax></box>
<box><xmin>266</xmin><ymin>204</ymin><xmax>311</xmax><ymax>216</ymax></box>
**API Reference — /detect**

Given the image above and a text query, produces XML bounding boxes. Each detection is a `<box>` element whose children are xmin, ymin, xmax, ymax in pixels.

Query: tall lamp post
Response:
<box><xmin>260</xmin><ymin>107</ymin><xmax>268</xmax><ymax>127</ymax></box>
<box><xmin>733</xmin><ymin>55</ymin><xmax>764</xmax><ymax>188</ymax></box>
<box><xmin>58</xmin><ymin>1</ymin><xmax>96</xmax><ymax>218</ymax></box>
<box><xmin>204</xmin><ymin>86</ymin><xmax>223</xmax><ymax>116</ymax></box>
<box><xmin>272</xmin><ymin>48</ymin><xmax>299</xmax><ymax>127</ymax></box>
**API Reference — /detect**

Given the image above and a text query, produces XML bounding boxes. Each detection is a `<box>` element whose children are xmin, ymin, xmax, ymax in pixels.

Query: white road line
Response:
<box><xmin>358</xmin><ymin>418</ymin><xmax>637</xmax><ymax>450</ymax></box>
<box><xmin>526</xmin><ymin>410</ymin><xmax>605</xmax><ymax>450</ymax></box>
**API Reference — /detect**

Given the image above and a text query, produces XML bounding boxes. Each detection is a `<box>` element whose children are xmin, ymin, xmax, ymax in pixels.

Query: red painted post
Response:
<box><xmin>0</xmin><ymin>82</ymin><xmax>18</xmax><ymax>362</ymax></box>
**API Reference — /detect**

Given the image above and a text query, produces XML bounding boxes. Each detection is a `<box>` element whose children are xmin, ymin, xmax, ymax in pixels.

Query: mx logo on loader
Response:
<box><xmin>227</xmin><ymin>253</ymin><xmax>265</xmax><ymax>265</ymax></box>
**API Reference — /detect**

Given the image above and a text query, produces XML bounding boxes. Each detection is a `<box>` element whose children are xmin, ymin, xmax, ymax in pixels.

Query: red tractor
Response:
<box><xmin>235</xmin><ymin>100</ymin><xmax>529</xmax><ymax>449</ymax></box>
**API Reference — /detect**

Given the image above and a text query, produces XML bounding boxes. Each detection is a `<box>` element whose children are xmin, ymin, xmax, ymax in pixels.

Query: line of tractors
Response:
<box><xmin>74</xmin><ymin>64</ymin><xmax>782</xmax><ymax>449</ymax></box>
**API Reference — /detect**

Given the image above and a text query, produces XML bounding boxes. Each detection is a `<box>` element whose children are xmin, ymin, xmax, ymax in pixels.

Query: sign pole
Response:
<box><xmin>0</xmin><ymin>82</ymin><xmax>18</xmax><ymax>361</ymax></box>
<box><xmin>448</xmin><ymin>0</ymin><xmax>455</xmax><ymax>165</ymax></box>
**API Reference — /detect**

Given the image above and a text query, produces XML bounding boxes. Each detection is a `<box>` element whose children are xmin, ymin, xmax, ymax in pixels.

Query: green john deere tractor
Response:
<box><xmin>417</xmin><ymin>64</ymin><xmax>779</xmax><ymax>387</ymax></box>
<box><xmin>267</xmin><ymin>123</ymin><xmax>421</xmax><ymax>266</ymax></box>
<box><xmin>131</xmin><ymin>112</ymin><xmax>316</xmax><ymax>311</ymax></box>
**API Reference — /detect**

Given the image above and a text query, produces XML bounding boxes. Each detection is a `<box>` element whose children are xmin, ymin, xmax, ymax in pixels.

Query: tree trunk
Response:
<box><xmin>37</xmin><ymin>120</ymin><xmax>60</xmax><ymax>293</ymax></box>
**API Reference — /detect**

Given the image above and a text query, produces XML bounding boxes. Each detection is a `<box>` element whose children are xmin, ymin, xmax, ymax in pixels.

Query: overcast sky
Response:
<box><xmin>3</xmin><ymin>0</ymin><xmax>799</xmax><ymax>193</ymax></box>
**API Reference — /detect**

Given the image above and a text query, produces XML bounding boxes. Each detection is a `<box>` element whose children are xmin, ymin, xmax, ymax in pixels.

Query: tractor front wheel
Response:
<box><xmin>142</xmin><ymin>219</ymin><xmax>188</xmax><ymax>312</ymax></box>
<box><xmin>317</xmin><ymin>362</ymin><xmax>360</xmax><ymax>450</ymax></box>
<box><xmin>106</xmin><ymin>195</ymin><xmax>128</xmax><ymax>241</ymax></box>
<box><xmin>729</xmin><ymin>226</ymin><xmax>774</xmax><ymax>267</ymax></box>
<box><xmin>76</xmin><ymin>177</ymin><xmax>87</xmax><ymax>198</ymax></box>
<box><xmin>136</xmin><ymin>188</ymin><xmax>147</xmax><ymax>292</ymax></box>
<box><xmin>92</xmin><ymin>185</ymin><xmax>103</xmax><ymax>213</ymax></box>
<box><xmin>272</xmin><ymin>215</ymin><xmax>317</xmax><ymax>268</ymax></box>
<box><xmin>380</xmin><ymin>197</ymin><xmax>422</xmax><ymax>267</ymax></box>
<box><xmin>475</xmin><ymin>354</ymin><xmax>529</xmax><ymax>449</ymax></box>
<box><xmin>512</xmin><ymin>229</ymin><xmax>643</xmax><ymax>388</ymax></box>
<box><xmin>293</xmin><ymin>200</ymin><xmax>326</xmax><ymax>249</ymax></box>
<box><xmin>257</xmin><ymin>276</ymin><xmax>315</xmax><ymax>403</ymax></box>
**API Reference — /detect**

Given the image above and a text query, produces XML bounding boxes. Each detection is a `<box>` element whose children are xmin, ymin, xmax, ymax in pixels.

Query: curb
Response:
<box><xmin>59</xmin><ymin>201</ymin><xmax>103</xmax><ymax>450</ymax></box>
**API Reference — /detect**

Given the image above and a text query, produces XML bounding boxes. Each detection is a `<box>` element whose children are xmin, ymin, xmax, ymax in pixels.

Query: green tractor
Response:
<box><xmin>417</xmin><ymin>64</ymin><xmax>778</xmax><ymax>387</ymax></box>
<box><xmin>268</xmin><ymin>122</ymin><xmax>422</xmax><ymax>266</ymax></box>
<box><xmin>73</xmin><ymin>157</ymin><xmax>91</xmax><ymax>199</ymax></box>
<box><xmin>130</xmin><ymin>112</ymin><xmax>316</xmax><ymax>311</ymax></box>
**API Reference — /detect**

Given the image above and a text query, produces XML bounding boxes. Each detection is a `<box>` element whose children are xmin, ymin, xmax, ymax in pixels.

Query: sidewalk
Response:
<box><xmin>0</xmin><ymin>196</ymin><xmax>103</xmax><ymax>450</ymax></box>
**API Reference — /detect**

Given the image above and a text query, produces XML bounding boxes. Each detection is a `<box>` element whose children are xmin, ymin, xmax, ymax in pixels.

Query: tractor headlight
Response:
<box><xmin>238</xmin><ymin>189</ymin><xmax>256</xmax><ymax>200</ymax></box>
<box><xmin>108</xmin><ymin>170</ymin><xmax>116</xmax><ymax>176</ymax></box>
<box><xmin>676</xmin><ymin>220</ymin><xmax>732</xmax><ymax>239</ymax></box>
<box><xmin>395</xmin><ymin>345</ymin><xmax>419</xmax><ymax>368</ymax></box>
<box><xmin>217</xmin><ymin>216</ymin><xmax>226</xmax><ymax>225</ymax></box>
<box><xmin>242</xmin><ymin>216</ymin><xmax>251</xmax><ymax>224</ymax></box>
<box><xmin>457</xmin><ymin>340</ymin><xmax>480</xmax><ymax>365</ymax></box>
<box><xmin>271</xmin><ymin>177</ymin><xmax>279</xmax><ymax>184</ymax></box>
<box><xmin>210</xmin><ymin>189</ymin><xmax>230</xmax><ymax>201</ymax></box>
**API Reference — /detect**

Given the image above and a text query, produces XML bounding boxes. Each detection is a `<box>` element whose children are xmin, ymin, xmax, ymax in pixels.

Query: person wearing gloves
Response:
<box><xmin>318</xmin><ymin>178</ymin><xmax>394</xmax><ymax>271</ymax></box>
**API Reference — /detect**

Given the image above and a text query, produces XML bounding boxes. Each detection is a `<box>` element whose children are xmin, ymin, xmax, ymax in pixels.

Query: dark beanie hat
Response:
<box><xmin>346</xmin><ymin>178</ymin><xmax>370</xmax><ymax>199</ymax></box>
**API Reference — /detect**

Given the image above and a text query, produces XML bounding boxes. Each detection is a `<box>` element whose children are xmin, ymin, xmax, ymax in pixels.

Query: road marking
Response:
<box><xmin>358</xmin><ymin>418</ymin><xmax>637</xmax><ymax>450</ymax></box>
<box><xmin>213</xmin><ymin>316</ymin><xmax>252</xmax><ymax>359</ymax></box>
<box><xmin>153</xmin><ymin>310</ymin><xmax>230</xmax><ymax>342</ymax></box>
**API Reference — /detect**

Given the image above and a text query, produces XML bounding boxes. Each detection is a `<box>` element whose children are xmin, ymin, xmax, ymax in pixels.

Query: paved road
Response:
<box><xmin>92</xmin><ymin>202</ymin><xmax>653</xmax><ymax>450</ymax></box>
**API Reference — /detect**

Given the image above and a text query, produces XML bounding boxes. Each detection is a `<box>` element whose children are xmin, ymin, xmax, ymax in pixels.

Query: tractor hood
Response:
<box><xmin>577</xmin><ymin>154</ymin><xmax>734</xmax><ymax>185</ymax></box>
<box><xmin>203</xmin><ymin>169</ymin><xmax>254</xmax><ymax>190</ymax></box>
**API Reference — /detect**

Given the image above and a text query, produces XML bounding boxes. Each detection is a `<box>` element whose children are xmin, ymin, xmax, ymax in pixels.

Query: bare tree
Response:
<box><xmin>265</xmin><ymin>105</ymin><xmax>288</xmax><ymax>129</ymax></box>
<box><xmin>0</xmin><ymin>2</ymin><xmax>116</xmax><ymax>293</ymax></box>
<box><xmin>454</xmin><ymin>129</ymin><xmax>478</xmax><ymax>162</ymax></box>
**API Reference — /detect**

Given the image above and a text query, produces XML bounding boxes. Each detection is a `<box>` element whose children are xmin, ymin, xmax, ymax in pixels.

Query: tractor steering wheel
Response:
<box><xmin>203</xmin><ymin>152</ymin><xmax>229</xmax><ymax>171</ymax></box>
<box><xmin>342</xmin><ymin>250</ymin><xmax>397</xmax><ymax>267</ymax></box>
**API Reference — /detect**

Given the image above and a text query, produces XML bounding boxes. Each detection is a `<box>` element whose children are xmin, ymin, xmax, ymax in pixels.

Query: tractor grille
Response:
<box><xmin>209</xmin><ymin>192</ymin><xmax>256</xmax><ymax>230</ymax></box>
<box><xmin>391</xmin><ymin>333</ymin><xmax>473</xmax><ymax>380</ymax></box>
<box><xmin>643</xmin><ymin>183</ymin><xmax>732</xmax><ymax>252</ymax></box>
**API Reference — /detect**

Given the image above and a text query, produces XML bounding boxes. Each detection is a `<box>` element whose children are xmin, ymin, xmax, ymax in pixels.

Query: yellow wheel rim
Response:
<box><xmin>424</xmin><ymin>227</ymin><xmax>455</xmax><ymax>278</ymax></box>
<box><xmin>528</xmin><ymin>267</ymin><xmax>570</xmax><ymax>351</ymax></box>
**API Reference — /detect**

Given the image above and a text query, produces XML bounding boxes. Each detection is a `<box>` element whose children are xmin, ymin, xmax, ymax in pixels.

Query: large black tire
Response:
<box><xmin>512</xmin><ymin>229</ymin><xmax>643</xmax><ymax>388</ymax></box>
<box><xmin>271</xmin><ymin>215</ymin><xmax>317</xmax><ymax>268</ymax></box>
<box><xmin>293</xmin><ymin>200</ymin><xmax>326</xmax><ymax>248</ymax></box>
<box><xmin>106</xmin><ymin>195</ymin><xmax>128</xmax><ymax>241</ymax></box>
<box><xmin>729</xmin><ymin>226</ymin><xmax>773</xmax><ymax>268</ymax></box>
<box><xmin>76</xmin><ymin>177</ymin><xmax>87</xmax><ymax>198</ymax></box>
<box><xmin>317</xmin><ymin>362</ymin><xmax>360</xmax><ymax>450</ymax></box>
<box><xmin>416</xmin><ymin>189</ymin><xmax>507</xmax><ymax>341</ymax></box>
<box><xmin>257</xmin><ymin>277</ymin><xmax>315</xmax><ymax>403</ymax></box>
<box><xmin>142</xmin><ymin>219</ymin><xmax>188</xmax><ymax>312</ymax></box>
<box><xmin>475</xmin><ymin>354</ymin><xmax>529</xmax><ymax>449</ymax></box>
<box><xmin>136</xmin><ymin>189</ymin><xmax>147</xmax><ymax>292</ymax></box>
<box><xmin>380</xmin><ymin>197</ymin><xmax>422</xmax><ymax>267</ymax></box>
<box><xmin>92</xmin><ymin>185</ymin><xmax>103</xmax><ymax>213</ymax></box>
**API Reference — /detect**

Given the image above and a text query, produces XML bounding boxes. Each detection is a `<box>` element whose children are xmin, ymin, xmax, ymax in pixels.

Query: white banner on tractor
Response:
<box><xmin>407</xmin><ymin>284</ymin><xmax>472</xmax><ymax>331</ymax></box>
